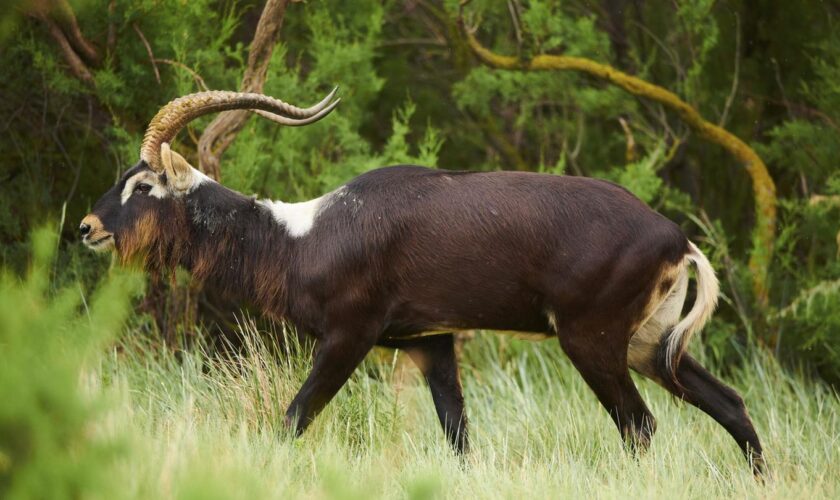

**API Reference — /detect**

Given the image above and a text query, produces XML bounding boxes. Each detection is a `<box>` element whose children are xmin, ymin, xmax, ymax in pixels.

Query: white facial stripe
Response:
<box><xmin>261</xmin><ymin>186</ymin><xmax>345</xmax><ymax>238</ymax></box>
<box><xmin>120</xmin><ymin>166</ymin><xmax>214</xmax><ymax>204</ymax></box>
<box><xmin>121</xmin><ymin>172</ymin><xmax>167</xmax><ymax>205</ymax></box>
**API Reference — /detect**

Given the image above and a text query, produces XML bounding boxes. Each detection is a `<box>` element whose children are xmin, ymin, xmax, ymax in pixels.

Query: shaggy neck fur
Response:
<box><xmin>150</xmin><ymin>182</ymin><xmax>297</xmax><ymax>319</ymax></box>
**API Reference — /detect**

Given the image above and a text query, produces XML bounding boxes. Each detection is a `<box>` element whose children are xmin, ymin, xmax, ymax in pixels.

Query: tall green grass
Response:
<box><xmin>2</xmin><ymin>237</ymin><xmax>839</xmax><ymax>499</ymax></box>
<box><xmin>93</xmin><ymin>321</ymin><xmax>839</xmax><ymax>499</ymax></box>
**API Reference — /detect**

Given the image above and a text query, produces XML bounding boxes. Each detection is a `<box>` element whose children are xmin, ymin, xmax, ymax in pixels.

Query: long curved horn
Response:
<box><xmin>252</xmin><ymin>98</ymin><xmax>341</xmax><ymax>126</ymax></box>
<box><xmin>140</xmin><ymin>88</ymin><xmax>340</xmax><ymax>171</ymax></box>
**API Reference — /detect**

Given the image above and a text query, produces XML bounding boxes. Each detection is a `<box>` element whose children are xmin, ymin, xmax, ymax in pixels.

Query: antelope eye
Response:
<box><xmin>135</xmin><ymin>183</ymin><xmax>152</xmax><ymax>193</ymax></box>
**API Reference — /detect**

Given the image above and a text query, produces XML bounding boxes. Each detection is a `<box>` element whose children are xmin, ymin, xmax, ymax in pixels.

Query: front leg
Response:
<box><xmin>285</xmin><ymin>326</ymin><xmax>378</xmax><ymax>435</ymax></box>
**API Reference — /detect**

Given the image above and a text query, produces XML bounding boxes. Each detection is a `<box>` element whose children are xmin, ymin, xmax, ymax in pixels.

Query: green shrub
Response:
<box><xmin>0</xmin><ymin>228</ymin><xmax>142</xmax><ymax>499</ymax></box>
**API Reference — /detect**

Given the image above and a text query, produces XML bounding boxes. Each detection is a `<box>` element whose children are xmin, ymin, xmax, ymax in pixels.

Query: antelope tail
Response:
<box><xmin>662</xmin><ymin>241</ymin><xmax>719</xmax><ymax>384</ymax></box>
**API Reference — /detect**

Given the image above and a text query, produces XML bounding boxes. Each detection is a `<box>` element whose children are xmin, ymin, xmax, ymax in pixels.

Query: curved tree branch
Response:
<box><xmin>28</xmin><ymin>0</ymin><xmax>105</xmax><ymax>88</ymax></box>
<box><xmin>38</xmin><ymin>14</ymin><xmax>94</xmax><ymax>84</ymax></box>
<box><xmin>198</xmin><ymin>0</ymin><xmax>290</xmax><ymax>180</ymax></box>
<box><xmin>30</xmin><ymin>0</ymin><xmax>101</xmax><ymax>68</ymax></box>
<box><xmin>459</xmin><ymin>15</ymin><xmax>776</xmax><ymax>306</ymax></box>
<box><xmin>133</xmin><ymin>23</ymin><xmax>160</xmax><ymax>84</ymax></box>
<box><xmin>49</xmin><ymin>0</ymin><xmax>101</xmax><ymax>67</ymax></box>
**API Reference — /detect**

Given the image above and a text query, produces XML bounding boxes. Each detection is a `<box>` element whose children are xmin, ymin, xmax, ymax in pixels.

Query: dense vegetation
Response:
<box><xmin>1</xmin><ymin>1</ymin><xmax>838</xmax><ymax>497</ymax></box>
<box><xmin>2</xmin><ymin>232</ymin><xmax>839</xmax><ymax>498</ymax></box>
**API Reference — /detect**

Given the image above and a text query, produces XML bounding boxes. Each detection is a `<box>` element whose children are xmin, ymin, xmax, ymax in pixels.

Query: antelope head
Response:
<box><xmin>79</xmin><ymin>89</ymin><xmax>339</xmax><ymax>266</ymax></box>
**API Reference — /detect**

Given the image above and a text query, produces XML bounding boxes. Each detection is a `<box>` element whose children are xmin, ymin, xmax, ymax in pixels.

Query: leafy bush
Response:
<box><xmin>0</xmin><ymin>228</ymin><xmax>142</xmax><ymax>498</ymax></box>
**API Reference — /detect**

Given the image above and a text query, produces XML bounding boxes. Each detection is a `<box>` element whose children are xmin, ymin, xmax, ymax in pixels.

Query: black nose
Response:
<box><xmin>79</xmin><ymin>223</ymin><xmax>91</xmax><ymax>237</ymax></box>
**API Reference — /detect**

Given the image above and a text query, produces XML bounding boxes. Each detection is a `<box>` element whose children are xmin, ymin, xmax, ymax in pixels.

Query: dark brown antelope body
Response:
<box><xmin>81</xmin><ymin>90</ymin><xmax>764</xmax><ymax>474</ymax></box>
<box><xmin>283</xmin><ymin>167</ymin><xmax>684</xmax><ymax>338</ymax></box>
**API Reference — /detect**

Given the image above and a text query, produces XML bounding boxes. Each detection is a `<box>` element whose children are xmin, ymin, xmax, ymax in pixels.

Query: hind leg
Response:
<box><xmin>628</xmin><ymin>298</ymin><xmax>764</xmax><ymax>474</ymax></box>
<box><xmin>630</xmin><ymin>332</ymin><xmax>764</xmax><ymax>473</ymax></box>
<box><xmin>558</xmin><ymin>324</ymin><xmax>656</xmax><ymax>454</ymax></box>
<box><xmin>661</xmin><ymin>355</ymin><xmax>765</xmax><ymax>474</ymax></box>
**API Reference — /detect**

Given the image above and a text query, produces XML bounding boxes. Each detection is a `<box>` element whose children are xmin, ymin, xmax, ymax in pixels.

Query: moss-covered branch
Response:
<box><xmin>461</xmin><ymin>20</ymin><xmax>777</xmax><ymax>305</ymax></box>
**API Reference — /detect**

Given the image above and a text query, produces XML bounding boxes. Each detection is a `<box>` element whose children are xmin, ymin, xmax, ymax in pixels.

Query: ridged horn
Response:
<box><xmin>140</xmin><ymin>88</ymin><xmax>340</xmax><ymax>172</ymax></box>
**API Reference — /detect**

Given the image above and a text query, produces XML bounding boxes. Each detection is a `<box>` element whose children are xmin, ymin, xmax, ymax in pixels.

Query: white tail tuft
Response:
<box><xmin>664</xmin><ymin>241</ymin><xmax>719</xmax><ymax>377</ymax></box>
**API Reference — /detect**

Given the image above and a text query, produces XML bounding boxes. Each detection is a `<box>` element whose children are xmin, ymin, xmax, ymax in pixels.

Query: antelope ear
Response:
<box><xmin>160</xmin><ymin>142</ymin><xmax>195</xmax><ymax>192</ymax></box>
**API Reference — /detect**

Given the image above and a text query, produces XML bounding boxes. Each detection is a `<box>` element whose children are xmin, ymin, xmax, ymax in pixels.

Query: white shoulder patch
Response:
<box><xmin>261</xmin><ymin>186</ymin><xmax>345</xmax><ymax>238</ymax></box>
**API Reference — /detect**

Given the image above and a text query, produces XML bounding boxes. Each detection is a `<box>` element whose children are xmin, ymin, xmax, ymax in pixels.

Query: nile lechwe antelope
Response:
<box><xmin>80</xmin><ymin>89</ymin><xmax>764</xmax><ymax>474</ymax></box>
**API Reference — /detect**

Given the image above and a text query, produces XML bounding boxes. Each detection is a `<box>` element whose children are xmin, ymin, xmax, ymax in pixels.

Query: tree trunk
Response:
<box><xmin>599</xmin><ymin>0</ymin><xmax>634</xmax><ymax>73</ymax></box>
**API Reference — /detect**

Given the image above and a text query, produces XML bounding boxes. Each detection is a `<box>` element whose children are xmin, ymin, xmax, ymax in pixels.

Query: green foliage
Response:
<box><xmin>752</xmin><ymin>33</ymin><xmax>840</xmax><ymax>383</ymax></box>
<box><xmin>216</xmin><ymin>1</ymin><xmax>447</xmax><ymax>199</ymax></box>
<box><xmin>768</xmin><ymin>195</ymin><xmax>840</xmax><ymax>381</ymax></box>
<box><xmin>759</xmin><ymin>120</ymin><xmax>840</xmax><ymax>182</ymax></box>
<box><xmin>519</xmin><ymin>1</ymin><xmax>610</xmax><ymax>57</ymax></box>
<box><xmin>2</xmin><ymin>0</ymin><xmax>840</xmax><ymax>495</ymax></box>
<box><xmin>0</xmin><ymin>228</ymin><xmax>142</xmax><ymax>498</ymax></box>
<box><xmin>1</xmin><ymin>0</ymin><xmax>840</xmax><ymax>384</ymax></box>
<box><xmin>379</xmin><ymin>100</ymin><xmax>444</xmax><ymax>167</ymax></box>
<box><xmin>675</xmin><ymin>0</ymin><xmax>720</xmax><ymax>100</ymax></box>
<box><xmin>604</xmin><ymin>144</ymin><xmax>666</xmax><ymax>204</ymax></box>
<box><xmin>776</xmin><ymin>279</ymin><xmax>840</xmax><ymax>382</ymax></box>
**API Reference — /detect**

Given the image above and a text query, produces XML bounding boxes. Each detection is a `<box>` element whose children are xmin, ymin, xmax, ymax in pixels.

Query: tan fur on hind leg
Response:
<box><xmin>628</xmin><ymin>266</ymin><xmax>688</xmax><ymax>378</ymax></box>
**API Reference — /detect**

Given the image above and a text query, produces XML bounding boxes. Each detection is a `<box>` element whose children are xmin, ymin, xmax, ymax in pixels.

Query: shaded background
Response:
<box><xmin>0</xmin><ymin>0</ymin><xmax>838</xmax><ymax>383</ymax></box>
